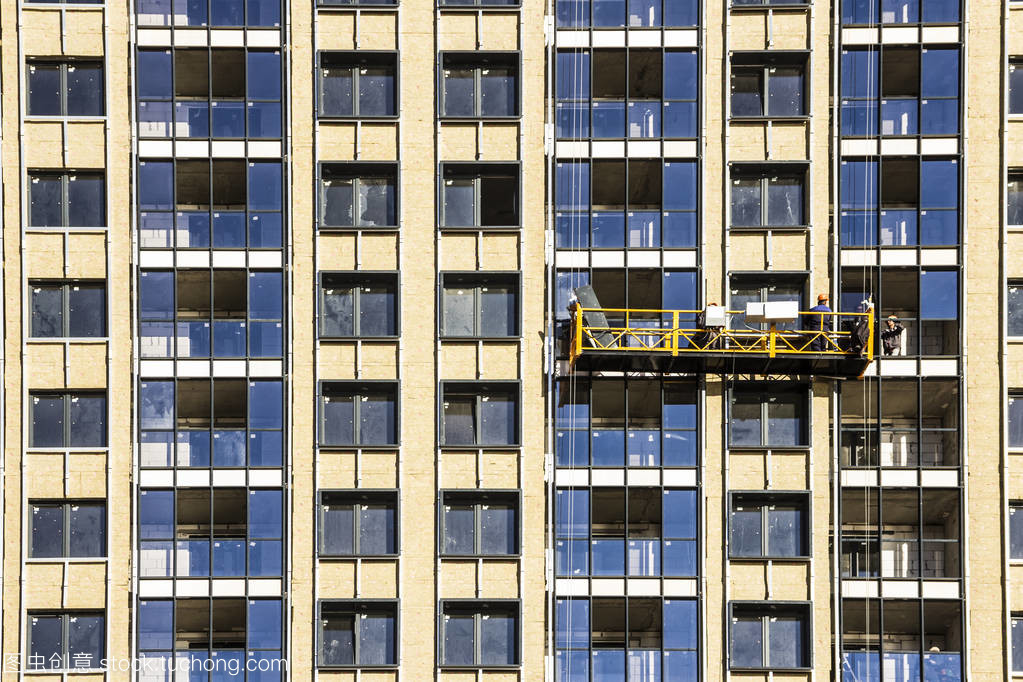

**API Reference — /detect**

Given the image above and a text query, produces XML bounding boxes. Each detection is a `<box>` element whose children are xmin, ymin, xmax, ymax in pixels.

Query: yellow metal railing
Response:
<box><xmin>569</xmin><ymin>307</ymin><xmax>874</xmax><ymax>367</ymax></box>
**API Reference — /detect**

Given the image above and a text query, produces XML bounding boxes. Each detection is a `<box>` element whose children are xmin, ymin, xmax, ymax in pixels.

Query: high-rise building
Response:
<box><xmin>0</xmin><ymin>0</ymin><xmax>1014</xmax><ymax>678</ymax></box>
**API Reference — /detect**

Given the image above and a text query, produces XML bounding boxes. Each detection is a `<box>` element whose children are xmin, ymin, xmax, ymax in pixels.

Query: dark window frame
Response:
<box><xmin>318</xmin><ymin>161</ymin><xmax>399</xmax><ymax>230</ymax></box>
<box><xmin>317</xmin><ymin>51</ymin><xmax>399</xmax><ymax>119</ymax></box>
<box><xmin>319</xmin><ymin>271</ymin><xmax>400</xmax><ymax>339</ymax></box>
<box><xmin>438</xmin><ymin>599</ymin><xmax>521</xmax><ymax>668</ymax></box>
<box><xmin>440</xmin><ymin>381</ymin><xmax>521</xmax><ymax>448</ymax></box>
<box><xmin>29</xmin><ymin>280</ymin><xmax>107</xmax><ymax>338</ymax></box>
<box><xmin>317</xmin><ymin>600</ymin><xmax>400</xmax><ymax>668</ymax></box>
<box><xmin>439</xmin><ymin>271</ymin><xmax>521</xmax><ymax>339</ymax></box>
<box><xmin>29</xmin><ymin>501</ymin><xmax>107</xmax><ymax>558</ymax></box>
<box><xmin>319</xmin><ymin>380</ymin><xmax>400</xmax><ymax>447</ymax></box>
<box><xmin>728</xmin><ymin>491</ymin><xmax>810</xmax><ymax>560</ymax></box>
<box><xmin>729</xmin><ymin>163</ymin><xmax>808</xmax><ymax>229</ymax></box>
<box><xmin>438</xmin><ymin>489</ymin><xmax>521</xmax><ymax>557</ymax></box>
<box><xmin>318</xmin><ymin>489</ymin><xmax>400</xmax><ymax>557</ymax></box>
<box><xmin>27</xmin><ymin>611</ymin><xmax>106</xmax><ymax>671</ymax></box>
<box><xmin>438</xmin><ymin>161</ymin><xmax>521</xmax><ymax>230</ymax></box>
<box><xmin>1011</xmin><ymin>503</ymin><xmax>1023</xmax><ymax>562</ymax></box>
<box><xmin>729</xmin><ymin>601</ymin><xmax>812</xmax><ymax>671</ymax></box>
<box><xmin>728</xmin><ymin>383</ymin><xmax>809</xmax><ymax>449</ymax></box>
<box><xmin>28</xmin><ymin>170</ymin><xmax>106</xmax><ymax>228</ymax></box>
<box><xmin>30</xmin><ymin>391</ymin><xmax>108</xmax><ymax>449</ymax></box>
<box><xmin>26</xmin><ymin>60</ymin><xmax>105</xmax><ymax>116</ymax></box>
<box><xmin>439</xmin><ymin>0</ymin><xmax>522</xmax><ymax>6</ymax></box>
<box><xmin>730</xmin><ymin>52</ymin><xmax>809</xmax><ymax>119</ymax></box>
<box><xmin>438</xmin><ymin>52</ymin><xmax>521</xmax><ymax>119</ymax></box>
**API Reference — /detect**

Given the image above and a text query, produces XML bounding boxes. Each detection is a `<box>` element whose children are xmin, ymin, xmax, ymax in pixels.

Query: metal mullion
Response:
<box><xmin>353</xmin><ymin>501</ymin><xmax>361</xmax><ymax>555</ymax></box>
<box><xmin>475</xmin><ymin>501</ymin><xmax>483</xmax><ymax>555</ymax></box>
<box><xmin>475</xmin><ymin>66</ymin><xmax>482</xmax><ymax>118</ymax></box>
<box><xmin>62</xmin><ymin>174</ymin><xmax>71</xmax><ymax>229</ymax></box>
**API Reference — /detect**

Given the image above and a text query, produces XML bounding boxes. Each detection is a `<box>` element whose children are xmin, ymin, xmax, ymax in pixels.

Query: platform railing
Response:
<box><xmin>569</xmin><ymin>307</ymin><xmax>874</xmax><ymax>366</ymax></box>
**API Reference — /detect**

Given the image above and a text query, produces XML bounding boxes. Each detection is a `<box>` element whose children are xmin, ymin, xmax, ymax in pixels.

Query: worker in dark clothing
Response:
<box><xmin>880</xmin><ymin>314</ymin><xmax>905</xmax><ymax>356</ymax></box>
<box><xmin>807</xmin><ymin>293</ymin><xmax>832</xmax><ymax>352</ymax></box>
<box><xmin>847</xmin><ymin>300</ymin><xmax>874</xmax><ymax>355</ymax></box>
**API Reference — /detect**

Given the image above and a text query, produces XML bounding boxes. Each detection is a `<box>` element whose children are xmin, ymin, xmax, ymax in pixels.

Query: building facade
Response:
<box><xmin>0</xmin><ymin>0</ymin><xmax>1015</xmax><ymax>678</ymax></box>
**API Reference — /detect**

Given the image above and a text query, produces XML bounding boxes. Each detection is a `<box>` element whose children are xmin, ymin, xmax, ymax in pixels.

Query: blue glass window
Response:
<box><xmin>249</xmin><ymin>162</ymin><xmax>282</xmax><ymax>211</ymax></box>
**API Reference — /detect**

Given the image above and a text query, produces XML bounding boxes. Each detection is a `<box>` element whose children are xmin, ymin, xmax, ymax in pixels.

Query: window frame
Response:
<box><xmin>317</xmin><ymin>599</ymin><xmax>400</xmax><ymax>668</ymax></box>
<box><xmin>26</xmin><ymin>60</ymin><xmax>105</xmax><ymax>117</ymax></box>
<box><xmin>317</xmin><ymin>51</ymin><xmax>399</xmax><ymax>119</ymax></box>
<box><xmin>437</xmin><ymin>599</ymin><xmax>521</xmax><ymax>669</ymax></box>
<box><xmin>1010</xmin><ymin>281</ymin><xmax>1023</xmax><ymax>339</ymax></box>
<box><xmin>26</xmin><ymin>611</ymin><xmax>106</xmax><ymax>671</ymax></box>
<box><xmin>729</xmin><ymin>163</ymin><xmax>808</xmax><ymax>229</ymax></box>
<box><xmin>728</xmin><ymin>272</ymin><xmax>808</xmax><ymax>331</ymax></box>
<box><xmin>29</xmin><ymin>280</ymin><xmax>107</xmax><ymax>339</ymax></box>
<box><xmin>439</xmin><ymin>271</ymin><xmax>521</xmax><ymax>339</ymax></box>
<box><xmin>730</xmin><ymin>52</ymin><xmax>809</xmax><ymax>119</ymax></box>
<box><xmin>318</xmin><ymin>161</ymin><xmax>399</xmax><ymax>230</ymax></box>
<box><xmin>317</xmin><ymin>489</ymin><xmax>400</xmax><ymax>558</ymax></box>
<box><xmin>318</xmin><ymin>380</ymin><xmax>400</xmax><ymax>448</ymax></box>
<box><xmin>29</xmin><ymin>391</ymin><xmax>108</xmax><ymax>449</ymax></box>
<box><xmin>438</xmin><ymin>51</ymin><xmax>521</xmax><ymax>119</ymax></box>
<box><xmin>28</xmin><ymin>500</ymin><xmax>107</xmax><ymax>559</ymax></box>
<box><xmin>728</xmin><ymin>491</ymin><xmax>810</xmax><ymax>560</ymax></box>
<box><xmin>318</xmin><ymin>271</ymin><xmax>400</xmax><ymax>339</ymax></box>
<box><xmin>1012</xmin><ymin>503</ymin><xmax>1023</xmax><ymax>563</ymax></box>
<box><xmin>1014</xmin><ymin>613</ymin><xmax>1023</xmax><ymax>674</ymax></box>
<box><xmin>728</xmin><ymin>601</ymin><xmax>812</xmax><ymax>671</ymax></box>
<box><xmin>727</xmin><ymin>383</ymin><xmax>809</xmax><ymax>449</ymax></box>
<box><xmin>438</xmin><ymin>489</ymin><xmax>521</xmax><ymax>557</ymax></box>
<box><xmin>28</xmin><ymin>170</ymin><xmax>106</xmax><ymax>228</ymax></box>
<box><xmin>439</xmin><ymin>381</ymin><xmax>521</xmax><ymax>448</ymax></box>
<box><xmin>439</xmin><ymin>0</ymin><xmax>522</xmax><ymax>7</ymax></box>
<box><xmin>438</xmin><ymin>161</ymin><xmax>522</xmax><ymax>230</ymax></box>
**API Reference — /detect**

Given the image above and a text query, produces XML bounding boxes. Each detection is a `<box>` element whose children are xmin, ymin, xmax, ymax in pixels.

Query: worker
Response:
<box><xmin>847</xmin><ymin>300</ymin><xmax>874</xmax><ymax>356</ymax></box>
<box><xmin>880</xmin><ymin>314</ymin><xmax>905</xmax><ymax>356</ymax></box>
<box><xmin>807</xmin><ymin>293</ymin><xmax>832</xmax><ymax>351</ymax></box>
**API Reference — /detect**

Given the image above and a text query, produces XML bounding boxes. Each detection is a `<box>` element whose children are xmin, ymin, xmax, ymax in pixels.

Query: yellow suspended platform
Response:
<box><xmin>567</xmin><ymin>307</ymin><xmax>874</xmax><ymax>377</ymax></box>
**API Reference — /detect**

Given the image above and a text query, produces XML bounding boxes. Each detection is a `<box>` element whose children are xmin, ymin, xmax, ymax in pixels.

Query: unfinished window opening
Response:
<box><xmin>730</xmin><ymin>492</ymin><xmax>809</xmax><ymax>559</ymax></box>
<box><xmin>729</xmin><ymin>384</ymin><xmax>808</xmax><ymax>448</ymax></box>
<box><xmin>440</xmin><ymin>53</ymin><xmax>519</xmax><ymax>118</ymax></box>
<box><xmin>730</xmin><ymin>603</ymin><xmax>810</xmax><ymax>670</ymax></box>
<box><xmin>440</xmin><ymin>490</ymin><xmax>519</xmax><ymax>556</ymax></box>
<box><xmin>319</xmin><ymin>382</ymin><xmax>398</xmax><ymax>447</ymax></box>
<box><xmin>440</xmin><ymin>273</ymin><xmax>519</xmax><ymax>338</ymax></box>
<box><xmin>29</xmin><ymin>502</ymin><xmax>106</xmax><ymax>558</ymax></box>
<box><xmin>30</xmin><ymin>281</ymin><xmax>106</xmax><ymax>338</ymax></box>
<box><xmin>440</xmin><ymin>601</ymin><xmax>519</xmax><ymax>667</ymax></box>
<box><xmin>729</xmin><ymin>275</ymin><xmax>806</xmax><ymax>331</ymax></box>
<box><xmin>730</xmin><ymin>165</ymin><xmax>806</xmax><ymax>228</ymax></box>
<box><xmin>318</xmin><ymin>52</ymin><xmax>397</xmax><ymax>118</ymax></box>
<box><xmin>440</xmin><ymin>163</ymin><xmax>519</xmax><ymax>229</ymax></box>
<box><xmin>28</xmin><ymin>612</ymin><xmax>105</xmax><ymax>670</ymax></box>
<box><xmin>28</xmin><ymin>171</ymin><xmax>105</xmax><ymax>228</ymax></box>
<box><xmin>30</xmin><ymin>392</ymin><xmax>106</xmax><ymax>448</ymax></box>
<box><xmin>319</xmin><ymin>272</ymin><xmax>397</xmax><ymax>338</ymax></box>
<box><xmin>319</xmin><ymin>490</ymin><xmax>397</xmax><ymax>557</ymax></box>
<box><xmin>319</xmin><ymin>163</ymin><xmax>397</xmax><ymax>229</ymax></box>
<box><xmin>319</xmin><ymin>601</ymin><xmax>397</xmax><ymax>667</ymax></box>
<box><xmin>27</xmin><ymin>61</ymin><xmax>103</xmax><ymax>116</ymax></box>
<box><xmin>441</xmin><ymin>382</ymin><xmax>519</xmax><ymax>447</ymax></box>
<box><xmin>730</xmin><ymin>53</ymin><xmax>806</xmax><ymax>117</ymax></box>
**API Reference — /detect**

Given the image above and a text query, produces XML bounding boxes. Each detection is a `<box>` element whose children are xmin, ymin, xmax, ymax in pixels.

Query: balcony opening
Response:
<box><xmin>440</xmin><ymin>163</ymin><xmax>519</xmax><ymax>229</ymax></box>
<box><xmin>592</xmin><ymin>597</ymin><xmax>662</xmax><ymax>649</ymax></box>
<box><xmin>175</xmin><ymin>160</ymin><xmax>246</xmax><ymax>211</ymax></box>
<box><xmin>175</xmin><ymin>598</ymin><xmax>246</xmax><ymax>650</ymax></box>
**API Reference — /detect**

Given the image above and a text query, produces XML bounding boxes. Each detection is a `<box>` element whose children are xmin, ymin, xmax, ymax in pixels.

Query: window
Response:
<box><xmin>440</xmin><ymin>273</ymin><xmax>518</xmax><ymax>337</ymax></box>
<box><xmin>441</xmin><ymin>382</ymin><xmax>519</xmax><ymax>446</ymax></box>
<box><xmin>27</xmin><ymin>62</ymin><xmax>103</xmax><ymax>116</ymax></box>
<box><xmin>319</xmin><ymin>490</ymin><xmax>397</xmax><ymax>556</ymax></box>
<box><xmin>318</xmin><ymin>52</ymin><xmax>397</xmax><ymax>118</ymax></box>
<box><xmin>555</xmin><ymin>49</ymin><xmax>699</xmax><ymax>140</ymax></box>
<box><xmin>1012</xmin><ymin>394</ymin><xmax>1023</xmax><ymax>449</ymax></box>
<box><xmin>1011</xmin><ymin>283</ymin><xmax>1023</xmax><ymax>337</ymax></box>
<box><xmin>31</xmin><ymin>392</ymin><xmax>106</xmax><ymax>448</ymax></box>
<box><xmin>841</xmin><ymin>0</ymin><xmax>959</xmax><ymax>23</ymax></box>
<box><xmin>1015</xmin><ymin>615</ymin><xmax>1023</xmax><ymax>673</ymax></box>
<box><xmin>440</xmin><ymin>53</ymin><xmax>518</xmax><ymax>118</ymax></box>
<box><xmin>440</xmin><ymin>601</ymin><xmax>519</xmax><ymax>667</ymax></box>
<box><xmin>729</xmin><ymin>276</ymin><xmax>805</xmax><ymax>331</ymax></box>
<box><xmin>136</xmin><ymin>0</ymin><xmax>281</xmax><ymax>26</ymax></box>
<box><xmin>731</xmin><ymin>55</ymin><xmax>806</xmax><ymax>117</ymax></box>
<box><xmin>554</xmin><ymin>160</ymin><xmax>698</xmax><ymax>248</ymax></box>
<box><xmin>440</xmin><ymin>163</ymin><xmax>519</xmax><ymax>229</ymax></box>
<box><xmin>730</xmin><ymin>166</ymin><xmax>806</xmax><ymax>228</ymax></box>
<box><xmin>137</xmin><ymin>159</ymin><xmax>283</xmax><ymax>248</ymax></box>
<box><xmin>555</xmin><ymin>597</ymin><xmax>698</xmax><ymax>679</ymax></box>
<box><xmin>730</xmin><ymin>493</ymin><xmax>808</xmax><ymax>559</ymax></box>
<box><xmin>29</xmin><ymin>172</ymin><xmax>105</xmax><ymax>228</ymax></box>
<box><xmin>320</xmin><ymin>272</ymin><xmax>398</xmax><ymax>338</ymax></box>
<box><xmin>319</xmin><ymin>163</ymin><xmax>397</xmax><ymax>229</ymax></box>
<box><xmin>840</xmin><ymin>47</ymin><xmax>960</xmax><ymax>137</ymax></box>
<box><xmin>30</xmin><ymin>502</ymin><xmax>106</xmax><ymax>558</ymax></box>
<box><xmin>439</xmin><ymin>0</ymin><xmax>518</xmax><ymax>5</ymax></box>
<box><xmin>440</xmin><ymin>490</ymin><xmax>519</xmax><ymax>556</ymax></box>
<box><xmin>841</xmin><ymin>599</ymin><xmax>961</xmax><ymax>678</ymax></box>
<box><xmin>730</xmin><ymin>604</ymin><xmax>810</xmax><ymax>669</ymax></box>
<box><xmin>136</xmin><ymin>48</ymin><xmax>282</xmax><ymax>139</ymax></box>
<box><xmin>320</xmin><ymin>382</ymin><xmax>398</xmax><ymax>447</ymax></box>
<box><xmin>138</xmin><ymin>379</ymin><xmax>284</xmax><ymax>467</ymax></box>
<box><xmin>138</xmin><ymin>488</ymin><xmax>283</xmax><ymax>577</ymax></box>
<box><xmin>555</xmin><ymin>0</ymin><xmax>698</xmax><ymax>27</ymax></box>
<box><xmin>28</xmin><ymin>612</ymin><xmax>104</xmax><ymax>670</ymax></box>
<box><xmin>729</xmin><ymin>385</ymin><xmax>807</xmax><ymax>448</ymax></box>
<box><xmin>30</xmin><ymin>282</ymin><xmax>106</xmax><ymax>338</ymax></box>
<box><xmin>316</xmin><ymin>0</ymin><xmax>396</xmax><ymax>7</ymax></box>
<box><xmin>1010</xmin><ymin>175</ymin><xmax>1023</xmax><ymax>227</ymax></box>
<box><xmin>1013</xmin><ymin>61</ymin><xmax>1023</xmax><ymax>115</ymax></box>
<box><xmin>319</xmin><ymin>601</ymin><xmax>397</xmax><ymax>667</ymax></box>
<box><xmin>138</xmin><ymin>269</ymin><xmax>284</xmax><ymax>359</ymax></box>
<box><xmin>733</xmin><ymin>0</ymin><xmax>807</xmax><ymax>6</ymax></box>
<box><xmin>1012</xmin><ymin>504</ymin><xmax>1023</xmax><ymax>561</ymax></box>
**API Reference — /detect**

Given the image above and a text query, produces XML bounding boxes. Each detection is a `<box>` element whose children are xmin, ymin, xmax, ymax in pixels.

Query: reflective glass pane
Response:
<box><xmin>443</xmin><ymin>68</ymin><xmax>476</xmax><ymax>117</ymax></box>
<box><xmin>28</xmin><ymin>64</ymin><xmax>61</xmax><ymax>115</ymax></box>
<box><xmin>67</xmin><ymin>64</ymin><xmax>104</xmax><ymax>116</ymax></box>
<box><xmin>31</xmin><ymin>505</ymin><xmax>64</xmax><ymax>557</ymax></box>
